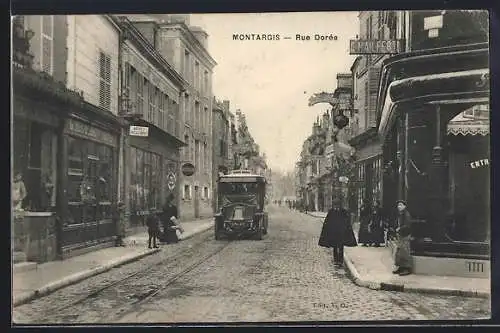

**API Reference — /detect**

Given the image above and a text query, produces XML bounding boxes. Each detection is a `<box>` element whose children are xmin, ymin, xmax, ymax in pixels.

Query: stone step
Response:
<box><xmin>13</xmin><ymin>251</ymin><xmax>27</xmax><ymax>264</ymax></box>
<box><xmin>13</xmin><ymin>261</ymin><xmax>38</xmax><ymax>274</ymax></box>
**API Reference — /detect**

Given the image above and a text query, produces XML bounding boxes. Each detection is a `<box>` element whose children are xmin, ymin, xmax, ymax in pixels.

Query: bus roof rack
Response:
<box><xmin>229</xmin><ymin>169</ymin><xmax>252</xmax><ymax>174</ymax></box>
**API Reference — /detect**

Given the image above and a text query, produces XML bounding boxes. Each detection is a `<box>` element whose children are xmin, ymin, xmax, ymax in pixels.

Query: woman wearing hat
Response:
<box><xmin>393</xmin><ymin>200</ymin><xmax>413</xmax><ymax>276</ymax></box>
<box><xmin>318</xmin><ymin>197</ymin><xmax>357</xmax><ymax>268</ymax></box>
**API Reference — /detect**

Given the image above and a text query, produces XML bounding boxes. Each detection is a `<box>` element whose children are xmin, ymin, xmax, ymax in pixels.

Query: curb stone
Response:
<box><xmin>13</xmin><ymin>248</ymin><xmax>161</xmax><ymax>308</ymax></box>
<box><xmin>343</xmin><ymin>252</ymin><xmax>490</xmax><ymax>298</ymax></box>
<box><xmin>306</xmin><ymin>211</ymin><xmax>490</xmax><ymax>299</ymax></box>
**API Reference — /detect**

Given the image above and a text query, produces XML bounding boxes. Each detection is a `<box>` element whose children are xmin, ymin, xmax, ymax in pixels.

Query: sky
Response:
<box><xmin>190</xmin><ymin>12</ymin><xmax>360</xmax><ymax>173</ymax></box>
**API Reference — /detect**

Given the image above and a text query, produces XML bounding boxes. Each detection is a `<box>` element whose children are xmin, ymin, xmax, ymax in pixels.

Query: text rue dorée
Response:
<box><xmin>232</xmin><ymin>33</ymin><xmax>338</xmax><ymax>41</ymax></box>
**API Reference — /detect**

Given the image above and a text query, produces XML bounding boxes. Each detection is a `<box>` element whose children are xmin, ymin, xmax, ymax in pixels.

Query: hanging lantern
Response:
<box><xmin>333</xmin><ymin>112</ymin><xmax>349</xmax><ymax>129</ymax></box>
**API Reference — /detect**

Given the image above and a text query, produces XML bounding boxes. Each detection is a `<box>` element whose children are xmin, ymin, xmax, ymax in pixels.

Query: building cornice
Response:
<box><xmin>116</xmin><ymin>16</ymin><xmax>188</xmax><ymax>91</ymax></box>
<box><xmin>162</xmin><ymin>22</ymin><xmax>217</xmax><ymax>69</ymax></box>
<box><xmin>104</xmin><ymin>15</ymin><xmax>123</xmax><ymax>33</ymax></box>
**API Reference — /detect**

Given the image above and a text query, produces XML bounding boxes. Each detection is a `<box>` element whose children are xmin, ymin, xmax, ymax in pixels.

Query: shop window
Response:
<box><xmin>66</xmin><ymin>137</ymin><xmax>114</xmax><ymax>224</ymax></box>
<box><xmin>445</xmin><ymin>105</ymin><xmax>490</xmax><ymax>243</ymax></box>
<box><xmin>129</xmin><ymin>147</ymin><xmax>162</xmax><ymax>218</ymax></box>
<box><xmin>13</xmin><ymin>120</ymin><xmax>57</xmax><ymax>212</ymax></box>
<box><xmin>99</xmin><ymin>51</ymin><xmax>111</xmax><ymax>111</ymax></box>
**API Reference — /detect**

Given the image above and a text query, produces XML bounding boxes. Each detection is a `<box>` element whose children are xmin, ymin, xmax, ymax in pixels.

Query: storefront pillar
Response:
<box><xmin>396</xmin><ymin>116</ymin><xmax>406</xmax><ymax>201</ymax></box>
<box><xmin>55</xmin><ymin>119</ymin><xmax>68</xmax><ymax>260</ymax></box>
<box><xmin>428</xmin><ymin>105</ymin><xmax>448</xmax><ymax>241</ymax></box>
<box><xmin>123</xmin><ymin>133</ymin><xmax>131</xmax><ymax>231</ymax></box>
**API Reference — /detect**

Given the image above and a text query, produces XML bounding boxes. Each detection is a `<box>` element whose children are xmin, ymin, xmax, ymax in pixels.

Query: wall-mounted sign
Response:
<box><xmin>181</xmin><ymin>163</ymin><xmax>195</xmax><ymax>176</ymax></box>
<box><xmin>424</xmin><ymin>15</ymin><xmax>443</xmax><ymax>30</ymax></box>
<box><xmin>349</xmin><ymin>39</ymin><xmax>404</xmax><ymax>54</ymax></box>
<box><xmin>470</xmin><ymin>159</ymin><xmax>489</xmax><ymax>169</ymax></box>
<box><xmin>167</xmin><ymin>172</ymin><xmax>176</xmax><ymax>190</ymax></box>
<box><xmin>129</xmin><ymin>125</ymin><xmax>149</xmax><ymax>137</ymax></box>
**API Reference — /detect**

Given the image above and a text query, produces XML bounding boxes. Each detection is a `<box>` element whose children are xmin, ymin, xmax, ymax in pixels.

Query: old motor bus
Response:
<box><xmin>214</xmin><ymin>170</ymin><xmax>268</xmax><ymax>240</ymax></box>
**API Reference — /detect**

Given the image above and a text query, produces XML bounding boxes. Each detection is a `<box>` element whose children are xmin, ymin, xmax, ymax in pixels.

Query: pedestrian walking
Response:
<box><xmin>160</xmin><ymin>194</ymin><xmax>184</xmax><ymax>244</ymax></box>
<box><xmin>392</xmin><ymin>200</ymin><xmax>413</xmax><ymax>276</ymax></box>
<box><xmin>369</xmin><ymin>200</ymin><xmax>385</xmax><ymax>247</ymax></box>
<box><xmin>358</xmin><ymin>199</ymin><xmax>372</xmax><ymax>246</ymax></box>
<box><xmin>146</xmin><ymin>211</ymin><xmax>160</xmax><ymax>249</ymax></box>
<box><xmin>318</xmin><ymin>197</ymin><xmax>357</xmax><ymax>268</ymax></box>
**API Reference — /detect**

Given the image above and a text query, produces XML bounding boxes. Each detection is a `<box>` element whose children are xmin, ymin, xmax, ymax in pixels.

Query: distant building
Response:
<box><xmin>212</xmin><ymin>98</ymin><xmax>234</xmax><ymax>211</ymax></box>
<box><xmin>348</xmin><ymin>11</ymin><xmax>400</xmax><ymax>220</ymax></box>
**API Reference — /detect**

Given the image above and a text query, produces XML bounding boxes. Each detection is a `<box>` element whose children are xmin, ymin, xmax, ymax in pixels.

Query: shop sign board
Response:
<box><xmin>129</xmin><ymin>125</ymin><xmax>149</xmax><ymax>137</ymax></box>
<box><xmin>349</xmin><ymin>39</ymin><xmax>404</xmax><ymax>54</ymax></box>
<box><xmin>181</xmin><ymin>163</ymin><xmax>195</xmax><ymax>176</ymax></box>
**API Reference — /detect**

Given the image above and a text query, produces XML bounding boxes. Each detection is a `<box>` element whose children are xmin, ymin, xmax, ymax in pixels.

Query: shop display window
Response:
<box><xmin>67</xmin><ymin>137</ymin><xmax>114</xmax><ymax>224</ymax></box>
<box><xmin>445</xmin><ymin>105</ymin><xmax>490</xmax><ymax>243</ymax></box>
<box><xmin>129</xmin><ymin>146</ymin><xmax>162</xmax><ymax>221</ymax></box>
<box><xmin>13</xmin><ymin>119</ymin><xmax>57</xmax><ymax>212</ymax></box>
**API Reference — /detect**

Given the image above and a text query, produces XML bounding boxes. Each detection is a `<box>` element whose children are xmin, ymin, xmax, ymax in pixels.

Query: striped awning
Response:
<box><xmin>447</xmin><ymin>104</ymin><xmax>489</xmax><ymax>136</ymax></box>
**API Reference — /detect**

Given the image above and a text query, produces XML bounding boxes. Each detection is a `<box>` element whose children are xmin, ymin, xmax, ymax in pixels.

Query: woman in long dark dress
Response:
<box><xmin>160</xmin><ymin>194</ymin><xmax>182</xmax><ymax>244</ymax></box>
<box><xmin>318</xmin><ymin>198</ymin><xmax>357</xmax><ymax>268</ymax></box>
<box><xmin>358</xmin><ymin>199</ymin><xmax>372</xmax><ymax>246</ymax></box>
<box><xmin>369</xmin><ymin>200</ymin><xmax>386</xmax><ymax>247</ymax></box>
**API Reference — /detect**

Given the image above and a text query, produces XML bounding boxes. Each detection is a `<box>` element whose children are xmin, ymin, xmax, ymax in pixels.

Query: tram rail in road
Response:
<box><xmin>42</xmin><ymin>230</ymin><xmax>232</xmax><ymax>321</ymax></box>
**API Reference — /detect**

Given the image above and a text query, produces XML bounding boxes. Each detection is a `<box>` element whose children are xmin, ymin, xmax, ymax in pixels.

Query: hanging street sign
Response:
<box><xmin>129</xmin><ymin>125</ymin><xmax>149</xmax><ymax>137</ymax></box>
<box><xmin>181</xmin><ymin>163</ymin><xmax>195</xmax><ymax>176</ymax></box>
<box><xmin>349</xmin><ymin>39</ymin><xmax>404</xmax><ymax>54</ymax></box>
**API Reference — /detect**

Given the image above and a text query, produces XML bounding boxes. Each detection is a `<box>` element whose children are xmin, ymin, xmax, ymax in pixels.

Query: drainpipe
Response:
<box><xmin>117</xmin><ymin>27</ymin><xmax>124</xmax><ymax>204</ymax></box>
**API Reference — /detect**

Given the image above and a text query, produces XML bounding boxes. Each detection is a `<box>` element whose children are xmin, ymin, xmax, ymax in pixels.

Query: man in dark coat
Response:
<box><xmin>318</xmin><ymin>198</ymin><xmax>357</xmax><ymax>268</ymax></box>
<box><xmin>369</xmin><ymin>200</ymin><xmax>385</xmax><ymax>247</ymax></box>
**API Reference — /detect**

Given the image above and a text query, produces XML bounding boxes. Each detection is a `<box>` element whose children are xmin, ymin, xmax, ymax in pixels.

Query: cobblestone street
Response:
<box><xmin>13</xmin><ymin>206</ymin><xmax>490</xmax><ymax>324</ymax></box>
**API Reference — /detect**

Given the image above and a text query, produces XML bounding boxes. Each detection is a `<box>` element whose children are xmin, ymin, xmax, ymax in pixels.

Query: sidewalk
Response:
<box><xmin>123</xmin><ymin>217</ymin><xmax>214</xmax><ymax>246</ymax></box>
<box><xmin>12</xmin><ymin>217</ymin><xmax>214</xmax><ymax>307</ymax></box>
<box><xmin>305</xmin><ymin>211</ymin><xmax>490</xmax><ymax>298</ymax></box>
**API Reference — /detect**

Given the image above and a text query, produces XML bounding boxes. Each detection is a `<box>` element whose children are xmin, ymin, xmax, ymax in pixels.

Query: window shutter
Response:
<box><xmin>368</xmin><ymin>68</ymin><xmax>381</xmax><ymax>127</ymax></box>
<box><xmin>99</xmin><ymin>52</ymin><xmax>111</xmax><ymax>110</ymax></box>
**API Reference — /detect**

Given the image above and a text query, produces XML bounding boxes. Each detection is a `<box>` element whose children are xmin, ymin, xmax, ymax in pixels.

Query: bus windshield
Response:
<box><xmin>219</xmin><ymin>182</ymin><xmax>259</xmax><ymax>195</ymax></box>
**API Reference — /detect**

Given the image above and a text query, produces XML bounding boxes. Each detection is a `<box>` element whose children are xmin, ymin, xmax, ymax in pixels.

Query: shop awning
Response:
<box><xmin>378</xmin><ymin>68</ymin><xmax>490</xmax><ymax>139</ymax></box>
<box><xmin>447</xmin><ymin>104</ymin><xmax>490</xmax><ymax>136</ymax></box>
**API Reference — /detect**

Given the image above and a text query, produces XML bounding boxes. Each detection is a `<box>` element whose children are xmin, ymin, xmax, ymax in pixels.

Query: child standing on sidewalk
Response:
<box><xmin>146</xmin><ymin>212</ymin><xmax>160</xmax><ymax>249</ymax></box>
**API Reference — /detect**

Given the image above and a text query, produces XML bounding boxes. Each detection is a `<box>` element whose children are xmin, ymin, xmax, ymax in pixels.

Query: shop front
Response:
<box><xmin>377</xmin><ymin>43</ymin><xmax>490</xmax><ymax>266</ymax></box>
<box><xmin>12</xmin><ymin>65</ymin><xmax>83</xmax><ymax>263</ymax></box>
<box><xmin>60</xmin><ymin>104</ymin><xmax>121</xmax><ymax>257</ymax></box>
<box><xmin>348</xmin><ymin>127</ymin><xmax>383</xmax><ymax>220</ymax></box>
<box><xmin>126</xmin><ymin>121</ymin><xmax>183</xmax><ymax>229</ymax></box>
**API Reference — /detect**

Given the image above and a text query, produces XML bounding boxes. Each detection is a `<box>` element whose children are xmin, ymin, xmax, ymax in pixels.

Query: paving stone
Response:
<box><xmin>12</xmin><ymin>207</ymin><xmax>490</xmax><ymax>324</ymax></box>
